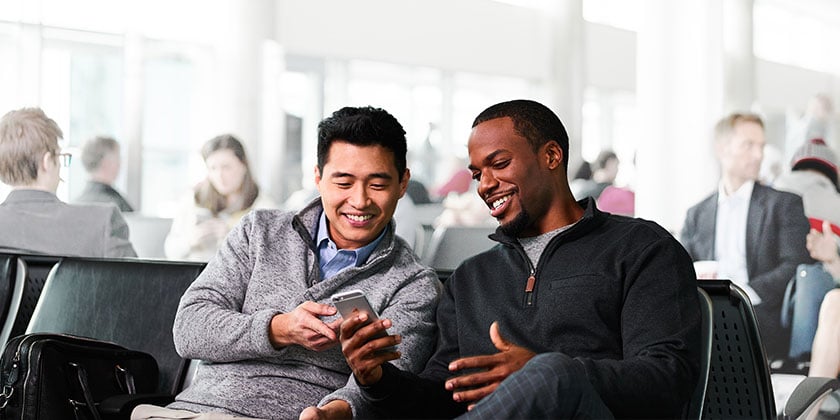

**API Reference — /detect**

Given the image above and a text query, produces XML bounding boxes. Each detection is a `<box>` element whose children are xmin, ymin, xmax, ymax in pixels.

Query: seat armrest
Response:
<box><xmin>783</xmin><ymin>377</ymin><xmax>840</xmax><ymax>420</ymax></box>
<box><xmin>99</xmin><ymin>393</ymin><xmax>176</xmax><ymax>420</ymax></box>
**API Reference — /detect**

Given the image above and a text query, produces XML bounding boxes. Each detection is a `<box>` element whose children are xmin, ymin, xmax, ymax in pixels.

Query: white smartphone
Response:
<box><xmin>330</xmin><ymin>290</ymin><xmax>395</xmax><ymax>352</ymax></box>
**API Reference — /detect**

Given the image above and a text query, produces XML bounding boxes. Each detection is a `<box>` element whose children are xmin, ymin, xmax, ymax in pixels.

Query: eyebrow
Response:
<box><xmin>468</xmin><ymin>149</ymin><xmax>505</xmax><ymax>171</ymax></box>
<box><xmin>329</xmin><ymin>171</ymin><xmax>394</xmax><ymax>181</ymax></box>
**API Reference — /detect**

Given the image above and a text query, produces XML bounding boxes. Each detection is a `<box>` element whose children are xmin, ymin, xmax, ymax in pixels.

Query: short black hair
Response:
<box><xmin>317</xmin><ymin>106</ymin><xmax>407</xmax><ymax>181</ymax></box>
<box><xmin>472</xmin><ymin>99</ymin><xmax>570</xmax><ymax>171</ymax></box>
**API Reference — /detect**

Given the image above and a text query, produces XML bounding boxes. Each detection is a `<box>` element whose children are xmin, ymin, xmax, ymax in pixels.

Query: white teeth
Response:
<box><xmin>347</xmin><ymin>214</ymin><xmax>373</xmax><ymax>222</ymax></box>
<box><xmin>492</xmin><ymin>195</ymin><xmax>510</xmax><ymax>209</ymax></box>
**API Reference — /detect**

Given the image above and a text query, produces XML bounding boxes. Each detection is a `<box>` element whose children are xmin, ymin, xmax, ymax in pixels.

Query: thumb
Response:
<box><xmin>303</xmin><ymin>301</ymin><xmax>338</xmax><ymax>316</ymax></box>
<box><xmin>824</xmin><ymin>220</ymin><xmax>835</xmax><ymax>238</ymax></box>
<box><xmin>489</xmin><ymin>321</ymin><xmax>511</xmax><ymax>352</ymax></box>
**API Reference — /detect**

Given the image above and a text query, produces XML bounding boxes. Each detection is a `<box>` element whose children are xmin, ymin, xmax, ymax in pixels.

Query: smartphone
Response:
<box><xmin>331</xmin><ymin>290</ymin><xmax>395</xmax><ymax>352</ymax></box>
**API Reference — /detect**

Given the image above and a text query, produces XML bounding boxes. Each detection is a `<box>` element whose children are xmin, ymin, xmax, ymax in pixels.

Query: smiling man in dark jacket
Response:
<box><xmin>339</xmin><ymin>99</ymin><xmax>701</xmax><ymax>419</ymax></box>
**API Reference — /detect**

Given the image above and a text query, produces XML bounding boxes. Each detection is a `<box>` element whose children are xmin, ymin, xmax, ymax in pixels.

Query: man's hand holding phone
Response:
<box><xmin>269</xmin><ymin>301</ymin><xmax>342</xmax><ymax>352</ymax></box>
<box><xmin>332</xmin><ymin>290</ymin><xmax>402</xmax><ymax>386</ymax></box>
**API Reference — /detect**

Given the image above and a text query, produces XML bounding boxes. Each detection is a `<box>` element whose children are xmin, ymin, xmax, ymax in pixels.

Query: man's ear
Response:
<box><xmin>313</xmin><ymin>165</ymin><xmax>322</xmax><ymax>190</ymax></box>
<box><xmin>41</xmin><ymin>151</ymin><xmax>53</xmax><ymax>172</ymax></box>
<box><xmin>399</xmin><ymin>168</ymin><xmax>410</xmax><ymax>198</ymax></box>
<box><xmin>544</xmin><ymin>141</ymin><xmax>564</xmax><ymax>170</ymax></box>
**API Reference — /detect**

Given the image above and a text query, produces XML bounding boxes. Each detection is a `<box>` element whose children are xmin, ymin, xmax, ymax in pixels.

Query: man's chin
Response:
<box><xmin>498</xmin><ymin>211</ymin><xmax>530</xmax><ymax>237</ymax></box>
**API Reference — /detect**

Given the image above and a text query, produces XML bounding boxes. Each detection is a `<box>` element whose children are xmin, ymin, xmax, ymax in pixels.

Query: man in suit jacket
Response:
<box><xmin>681</xmin><ymin>112</ymin><xmax>811</xmax><ymax>359</ymax></box>
<box><xmin>0</xmin><ymin>107</ymin><xmax>136</xmax><ymax>258</ymax></box>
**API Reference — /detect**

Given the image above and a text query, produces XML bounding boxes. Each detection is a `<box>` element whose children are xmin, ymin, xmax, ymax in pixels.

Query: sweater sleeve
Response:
<box><xmin>575</xmin><ymin>236</ymin><xmax>701</xmax><ymax>418</ymax></box>
<box><xmin>172</xmin><ymin>212</ymin><xmax>283</xmax><ymax>362</ymax></box>
<box><xmin>318</xmin><ymin>268</ymin><xmax>443</xmax><ymax>418</ymax></box>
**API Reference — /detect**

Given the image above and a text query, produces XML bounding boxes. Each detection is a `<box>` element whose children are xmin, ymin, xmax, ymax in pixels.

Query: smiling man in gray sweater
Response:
<box><xmin>132</xmin><ymin>106</ymin><xmax>440</xmax><ymax>420</ymax></box>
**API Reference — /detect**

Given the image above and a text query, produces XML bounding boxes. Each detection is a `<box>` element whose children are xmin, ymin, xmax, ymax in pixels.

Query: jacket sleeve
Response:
<box><xmin>318</xmin><ymin>268</ymin><xmax>442</xmax><ymax>418</ymax></box>
<box><xmin>576</xmin><ymin>236</ymin><xmax>701</xmax><ymax>418</ymax></box>
<box><xmin>172</xmin><ymin>212</ymin><xmax>284</xmax><ymax>362</ymax></box>
<box><xmin>105</xmin><ymin>206</ymin><xmax>137</xmax><ymax>257</ymax></box>
<box><xmin>748</xmin><ymin>194</ymin><xmax>812</xmax><ymax>306</ymax></box>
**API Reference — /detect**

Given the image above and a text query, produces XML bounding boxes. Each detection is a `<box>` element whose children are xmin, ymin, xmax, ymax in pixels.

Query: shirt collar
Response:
<box><xmin>315</xmin><ymin>211</ymin><xmax>387</xmax><ymax>266</ymax></box>
<box><xmin>718</xmin><ymin>180</ymin><xmax>754</xmax><ymax>203</ymax></box>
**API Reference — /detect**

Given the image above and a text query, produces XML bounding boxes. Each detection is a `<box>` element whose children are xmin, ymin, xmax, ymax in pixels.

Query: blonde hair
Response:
<box><xmin>0</xmin><ymin>107</ymin><xmax>63</xmax><ymax>185</ymax></box>
<box><xmin>714</xmin><ymin>112</ymin><xmax>764</xmax><ymax>144</ymax></box>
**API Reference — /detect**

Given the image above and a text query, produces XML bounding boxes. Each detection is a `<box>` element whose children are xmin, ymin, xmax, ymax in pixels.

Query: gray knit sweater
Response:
<box><xmin>169</xmin><ymin>199</ymin><xmax>440</xmax><ymax>419</ymax></box>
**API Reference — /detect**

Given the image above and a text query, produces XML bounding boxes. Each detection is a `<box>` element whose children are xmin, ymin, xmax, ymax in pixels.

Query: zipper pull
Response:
<box><xmin>525</xmin><ymin>270</ymin><xmax>536</xmax><ymax>306</ymax></box>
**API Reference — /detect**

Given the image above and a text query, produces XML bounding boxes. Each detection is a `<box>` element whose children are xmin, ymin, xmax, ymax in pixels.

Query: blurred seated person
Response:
<box><xmin>681</xmin><ymin>112</ymin><xmax>812</xmax><ymax>359</ymax></box>
<box><xmin>773</xmin><ymin>138</ymin><xmax>840</xmax><ymax>360</ymax></box>
<box><xmin>0</xmin><ymin>107</ymin><xmax>136</xmax><ymax>257</ymax></box>
<box><xmin>165</xmin><ymin>134</ymin><xmax>275</xmax><ymax>261</ymax></box>
<box><xmin>575</xmin><ymin>150</ymin><xmax>618</xmax><ymax>200</ymax></box>
<box><xmin>73</xmin><ymin>135</ymin><xmax>134</xmax><ymax>212</ymax></box>
<box><xmin>806</xmin><ymin>220</ymin><xmax>840</xmax><ymax>378</ymax></box>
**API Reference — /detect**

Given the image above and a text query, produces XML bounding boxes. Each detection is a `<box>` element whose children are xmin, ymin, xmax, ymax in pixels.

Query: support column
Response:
<box><xmin>635</xmin><ymin>0</ymin><xmax>728</xmax><ymax>233</ymax></box>
<box><xmin>216</xmin><ymin>0</ymin><xmax>276</xmax><ymax>197</ymax></box>
<box><xmin>548</xmin><ymin>0</ymin><xmax>585</xmax><ymax>173</ymax></box>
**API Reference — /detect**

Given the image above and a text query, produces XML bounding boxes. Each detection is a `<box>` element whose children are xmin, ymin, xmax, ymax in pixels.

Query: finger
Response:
<box><xmin>825</xmin><ymin>220</ymin><xmax>836</xmax><ymax>239</ymax></box>
<box><xmin>489</xmin><ymin>321</ymin><xmax>511</xmax><ymax>352</ymax></box>
<box><xmin>325</xmin><ymin>317</ymin><xmax>342</xmax><ymax>331</ymax></box>
<box><xmin>301</xmin><ymin>301</ymin><xmax>338</xmax><ymax>316</ymax></box>
<box><xmin>449</xmin><ymin>353</ymin><xmax>500</xmax><ymax>372</ymax></box>
<box><xmin>339</xmin><ymin>312</ymin><xmax>372</xmax><ymax>339</ymax></box>
<box><xmin>446</xmin><ymin>369</ymin><xmax>502</xmax><ymax>391</ymax></box>
<box><xmin>304</xmin><ymin>316</ymin><xmax>338</xmax><ymax>341</ymax></box>
<box><xmin>452</xmin><ymin>383</ymin><xmax>499</xmax><ymax>404</ymax></box>
<box><xmin>346</xmin><ymin>320</ymin><xmax>398</xmax><ymax>353</ymax></box>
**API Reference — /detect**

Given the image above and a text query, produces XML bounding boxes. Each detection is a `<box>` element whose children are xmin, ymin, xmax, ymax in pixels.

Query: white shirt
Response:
<box><xmin>715</xmin><ymin>180</ymin><xmax>762</xmax><ymax>304</ymax></box>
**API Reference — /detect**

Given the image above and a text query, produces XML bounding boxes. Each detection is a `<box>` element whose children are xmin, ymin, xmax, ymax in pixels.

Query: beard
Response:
<box><xmin>499</xmin><ymin>199</ymin><xmax>531</xmax><ymax>237</ymax></box>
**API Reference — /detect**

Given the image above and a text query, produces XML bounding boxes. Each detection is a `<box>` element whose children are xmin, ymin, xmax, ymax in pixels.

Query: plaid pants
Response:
<box><xmin>458</xmin><ymin>353</ymin><xmax>614</xmax><ymax>420</ymax></box>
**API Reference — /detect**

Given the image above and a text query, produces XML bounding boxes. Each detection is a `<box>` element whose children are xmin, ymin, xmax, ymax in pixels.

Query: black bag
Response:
<box><xmin>0</xmin><ymin>333</ymin><xmax>158</xmax><ymax>420</ymax></box>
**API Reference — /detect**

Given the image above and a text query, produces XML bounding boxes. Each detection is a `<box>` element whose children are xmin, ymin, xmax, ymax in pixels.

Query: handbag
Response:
<box><xmin>0</xmin><ymin>333</ymin><xmax>159</xmax><ymax>420</ymax></box>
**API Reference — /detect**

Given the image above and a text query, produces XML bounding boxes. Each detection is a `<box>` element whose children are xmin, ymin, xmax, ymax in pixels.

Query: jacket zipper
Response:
<box><xmin>525</xmin><ymin>268</ymin><xmax>536</xmax><ymax>306</ymax></box>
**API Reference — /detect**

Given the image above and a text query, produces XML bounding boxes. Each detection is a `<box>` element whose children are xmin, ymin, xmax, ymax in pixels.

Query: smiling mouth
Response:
<box><xmin>491</xmin><ymin>194</ymin><xmax>512</xmax><ymax>210</ymax></box>
<box><xmin>346</xmin><ymin>214</ymin><xmax>373</xmax><ymax>222</ymax></box>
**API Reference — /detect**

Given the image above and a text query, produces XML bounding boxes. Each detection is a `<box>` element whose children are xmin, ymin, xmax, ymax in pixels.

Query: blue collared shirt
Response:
<box><xmin>316</xmin><ymin>211</ymin><xmax>387</xmax><ymax>280</ymax></box>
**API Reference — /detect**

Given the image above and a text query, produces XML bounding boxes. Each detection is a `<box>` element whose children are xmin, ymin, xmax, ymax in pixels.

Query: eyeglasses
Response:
<box><xmin>57</xmin><ymin>152</ymin><xmax>72</xmax><ymax>167</ymax></box>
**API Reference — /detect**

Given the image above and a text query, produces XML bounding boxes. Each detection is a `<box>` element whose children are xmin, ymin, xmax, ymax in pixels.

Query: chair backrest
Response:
<box><xmin>699</xmin><ymin>279</ymin><xmax>776</xmax><ymax>419</ymax></box>
<box><xmin>26</xmin><ymin>257</ymin><xmax>205</xmax><ymax>394</ymax></box>
<box><xmin>685</xmin><ymin>287</ymin><xmax>713</xmax><ymax>419</ymax></box>
<box><xmin>422</xmin><ymin>225</ymin><xmax>497</xmax><ymax>271</ymax></box>
<box><xmin>0</xmin><ymin>255</ymin><xmax>15</xmax><ymax>342</ymax></box>
<box><xmin>122</xmin><ymin>214</ymin><xmax>173</xmax><ymax>259</ymax></box>
<box><xmin>0</xmin><ymin>255</ymin><xmax>62</xmax><ymax>346</ymax></box>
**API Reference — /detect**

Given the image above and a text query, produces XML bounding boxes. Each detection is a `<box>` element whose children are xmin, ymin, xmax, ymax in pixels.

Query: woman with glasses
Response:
<box><xmin>164</xmin><ymin>134</ymin><xmax>275</xmax><ymax>261</ymax></box>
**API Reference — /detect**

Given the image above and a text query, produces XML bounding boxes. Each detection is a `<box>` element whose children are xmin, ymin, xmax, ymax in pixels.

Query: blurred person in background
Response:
<box><xmin>73</xmin><ymin>135</ymin><xmax>134</xmax><ymax>212</ymax></box>
<box><xmin>681</xmin><ymin>112</ymin><xmax>812</xmax><ymax>360</ymax></box>
<box><xmin>165</xmin><ymin>134</ymin><xmax>275</xmax><ymax>261</ymax></box>
<box><xmin>773</xmin><ymin>138</ymin><xmax>840</xmax><ymax>362</ymax></box>
<box><xmin>574</xmin><ymin>149</ymin><xmax>618</xmax><ymax>200</ymax></box>
<box><xmin>0</xmin><ymin>107</ymin><xmax>136</xmax><ymax>257</ymax></box>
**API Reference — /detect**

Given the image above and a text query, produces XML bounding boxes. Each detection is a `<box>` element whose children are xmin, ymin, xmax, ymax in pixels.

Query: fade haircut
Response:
<box><xmin>317</xmin><ymin>106</ymin><xmax>407</xmax><ymax>181</ymax></box>
<box><xmin>472</xmin><ymin>99</ymin><xmax>570</xmax><ymax>171</ymax></box>
<box><xmin>81</xmin><ymin>136</ymin><xmax>119</xmax><ymax>173</ymax></box>
<box><xmin>194</xmin><ymin>134</ymin><xmax>259</xmax><ymax>216</ymax></box>
<box><xmin>0</xmin><ymin>107</ymin><xmax>63</xmax><ymax>185</ymax></box>
<box><xmin>714</xmin><ymin>112</ymin><xmax>764</xmax><ymax>144</ymax></box>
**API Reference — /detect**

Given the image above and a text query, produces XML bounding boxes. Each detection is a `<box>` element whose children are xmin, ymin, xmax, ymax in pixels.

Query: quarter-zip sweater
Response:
<box><xmin>170</xmin><ymin>199</ymin><xmax>441</xmax><ymax>419</ymax></box>
<box><xmin>362</xmin><ymin>198</ymin><xmax>701</xmax><ymax>419</ymax></box>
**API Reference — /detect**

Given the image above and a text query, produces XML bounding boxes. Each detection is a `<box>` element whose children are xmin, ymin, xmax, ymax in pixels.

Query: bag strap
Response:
<box><xmin>68</xmin><ymin>362</ymin><xmax>102</xmax><ymax>420</ymax></box>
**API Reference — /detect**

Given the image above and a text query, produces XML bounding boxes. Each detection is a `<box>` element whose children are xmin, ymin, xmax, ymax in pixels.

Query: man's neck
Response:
<box><xmin>721</xmin><ymin>176</ymin><xmax>750</xmax><ymax>196</ymax></box>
